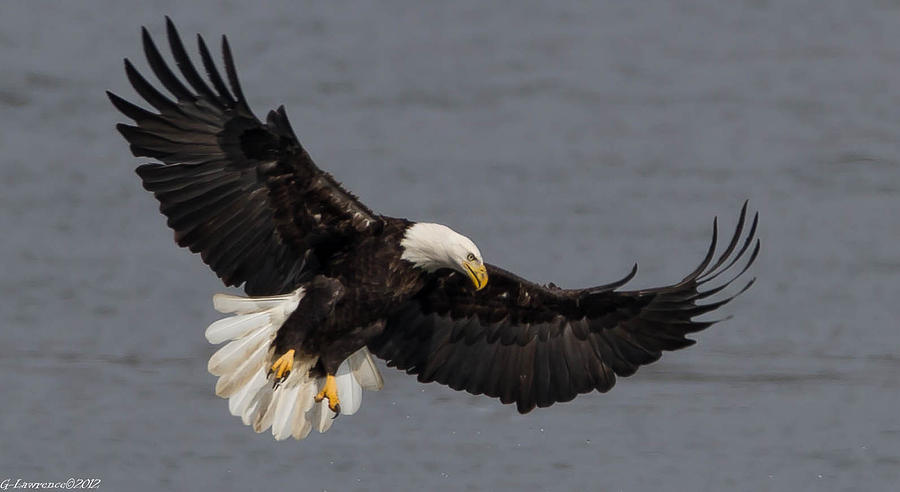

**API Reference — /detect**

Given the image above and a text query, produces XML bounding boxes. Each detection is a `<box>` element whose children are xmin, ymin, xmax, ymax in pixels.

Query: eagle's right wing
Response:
<box><xmin>109</xmin><ymin>18</ymin><xmax>382</xmax><ymax>295</ymax></box>
<box><xmin>369</xmin><ymin>204</ymin><xmax>759</xmax><ymax>413</ymax></box>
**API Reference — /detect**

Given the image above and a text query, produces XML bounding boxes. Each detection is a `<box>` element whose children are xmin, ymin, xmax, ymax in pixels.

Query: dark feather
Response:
<box><xmin>370</xmin><ymin>205</ymin><xmax>759</xmax><ymax>413</ymax></box>
<box><xmin>111</xmin><ymin>19</ymin><xmax>383</xmax><ymax>295</ymax></box>
<box><xmin>165</xmin><ymin>17</ymin><xmax>219</xmax><ymax>102</ymax></box>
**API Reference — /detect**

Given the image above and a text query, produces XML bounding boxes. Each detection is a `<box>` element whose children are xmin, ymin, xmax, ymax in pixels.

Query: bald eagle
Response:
<box><xmin>110</xmin><ymin>19</ymin><xmax>759</xmax><ymax>441</ymax></box>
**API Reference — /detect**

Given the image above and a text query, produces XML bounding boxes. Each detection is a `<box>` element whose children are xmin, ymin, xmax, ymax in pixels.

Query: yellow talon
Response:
<box><xmin>268</xmin><ymin>349</ymin><xmax>295</xmax><ymax>386</ymax></box>
<box><xmin>314</xmin><ymin>374</ymin><xmax>341</xmax><ymax>414</ymax></box>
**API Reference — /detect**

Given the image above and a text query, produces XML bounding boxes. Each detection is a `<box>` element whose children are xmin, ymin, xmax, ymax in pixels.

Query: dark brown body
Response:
<box><xmin>273</xmin><ymin>217</ymin><xmax>426</xmax><ymax>374</ymax></box>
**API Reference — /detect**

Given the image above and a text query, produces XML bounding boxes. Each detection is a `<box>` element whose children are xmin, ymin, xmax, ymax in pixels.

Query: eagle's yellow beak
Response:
<box><xmin>463</xmin><ymin>261</ymin><xmax>489</xmax><ymax>291</ymax></box>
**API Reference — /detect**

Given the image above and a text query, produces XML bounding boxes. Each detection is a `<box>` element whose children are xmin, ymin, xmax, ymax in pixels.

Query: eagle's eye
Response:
<box><xmin>466</xmin><ymin>253</ymin><xmax>476</xmax><ymax>262</ymax></box>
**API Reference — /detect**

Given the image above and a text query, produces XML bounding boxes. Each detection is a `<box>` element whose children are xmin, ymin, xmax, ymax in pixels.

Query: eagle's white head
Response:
<box><xmin>400</xmin><ymin>222</ymin><xmax>489</xmax><ymax>290</ymax></box>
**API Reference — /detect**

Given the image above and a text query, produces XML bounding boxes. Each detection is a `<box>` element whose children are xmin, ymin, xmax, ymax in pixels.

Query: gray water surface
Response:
<box><xmin>2</xmin><ymin>1</ymin><xmax>899</xmax><ymax>491</ymax></box>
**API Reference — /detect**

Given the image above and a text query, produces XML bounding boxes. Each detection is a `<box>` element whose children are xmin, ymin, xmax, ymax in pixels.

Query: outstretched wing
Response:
<box><xmin>109</xmin><ymin>18</ymin><xmax>382</xmax><ymax>295</ymax></box>
<box><xmin>369</xmin><ymin>203</ymin><xmax>759</xmax><ymax>413</ymax></box>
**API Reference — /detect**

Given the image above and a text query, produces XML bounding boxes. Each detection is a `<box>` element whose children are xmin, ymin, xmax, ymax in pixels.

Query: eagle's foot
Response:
<box><xmin>314</xmin><ymin>374</ymin><xmax>341</xmax><ymax>414</ymax></box>
<box><xmin>267</xmin><ymin>349</ymin><xmax>295</xmax><ymax>387</ymax></box>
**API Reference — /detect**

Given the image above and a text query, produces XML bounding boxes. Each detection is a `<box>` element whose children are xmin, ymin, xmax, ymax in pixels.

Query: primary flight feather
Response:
<box><xmin>110</xmin><ymin>18</ymin><xmax>759</xmax><ymax>440</ymax></box>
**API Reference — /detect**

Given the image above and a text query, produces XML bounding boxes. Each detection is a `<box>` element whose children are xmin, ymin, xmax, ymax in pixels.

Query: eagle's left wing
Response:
<box><xmin>369</xmin><ymin>205</ymin><xmax>759</xmax><ymax>413</ymax></box>
<box><xmin>110</xmin><ymin>18</ymin><xmax>383</xmax><ymax>295</ymax></box>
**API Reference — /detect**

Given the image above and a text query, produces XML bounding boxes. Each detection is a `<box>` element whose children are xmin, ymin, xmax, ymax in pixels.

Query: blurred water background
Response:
<box><xmin>1</xmin><ymin>1</ymin><xmax>899</xmax><ymax>490</ymax></box>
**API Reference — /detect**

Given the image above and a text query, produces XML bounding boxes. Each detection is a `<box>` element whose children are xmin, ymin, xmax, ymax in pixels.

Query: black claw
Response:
<box><xmin>270</xmin><ymin>370</ymin><xmax>290</xmax><ymax>388</ymax></box>
<box><xmin>332</xmin><ymin>404</ymin><xmax>341</xmax><ymax>417</ymax></box>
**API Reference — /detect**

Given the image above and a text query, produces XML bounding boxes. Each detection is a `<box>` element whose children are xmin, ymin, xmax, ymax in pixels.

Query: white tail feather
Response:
<box><xmin>214</xmin><ymin>339</ymin><xmax>271</xmax><ymax>397</ymax></box>
<box><xmin>309</xmin><ymin>379</ymin><xmax>336</xmax><ymax>433</ymax></box>
<box><xmin>229</xmin><ymin>371</ymin><xmax>266</xmax><ymax>416</ymax></box>
<box><xmin>291</xmin><ymin>383</ymin><xmax>316</xmax><ymax>440</ymax></box>
<box><xmin>240</xmin><ymin>385</ymin><xmax>267</xmax><ymax>427</ymax></box>
<box><xmin>207</xmin><ymin>323</ymin><xmax>274</xmax><ymax>377</ymax></box>
<box><xmin>347</xmin><ymin>347</ymin><xmax>385</xmax><ymax>391</ymax></box>
<box><xmin>252</xmin><ymin>387</ymin><xmax>277</xmax><ymax>433</ymax></box>
<box><xmin>213</xmin><ymin>291</ymin><xmax>303</xmax><ymax>315</ymax></box>
<box><xmin>204</xmin><ymin>311</ymin><xmax>270</xmax><ymax>344</ymax></box>
<box><xmin>335</xmin><ymin>360</ymin><xmax>363</xmax><ymax>416</ymax></box>
<box><xmin>271</xmin><ymin>382</ymin><xmax>300</xmax><ymax>441</ymax></box>
<box><xmin>205</xmin><ymin>288</ymin><xmax>384</xmax><ymax>440</ymax></box>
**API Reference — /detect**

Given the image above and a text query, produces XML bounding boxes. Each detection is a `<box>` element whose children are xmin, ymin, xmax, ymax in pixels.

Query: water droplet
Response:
<box><xmin>585</xmin><ymin>439</ymin><xmax>590</xmax><ymax>445</ymax></box>
<box><xmin>441</xmin><ymin>472</ymin><xmax>449</xmax><ymax>479</ymax></box>
<box><xmin>540</xmin><ymin>428</ymin><xmax>544</xmax><ymax>432</ymax></box>
<box><xmin>329</xmin><ymin>461</ymin><xmax>334</xmax><ymax>465</ymax></box>
<box><xmin>817</xmin><ymin>474</ymin><xmax>823</xmax><ymax>479</ymax></box>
